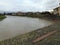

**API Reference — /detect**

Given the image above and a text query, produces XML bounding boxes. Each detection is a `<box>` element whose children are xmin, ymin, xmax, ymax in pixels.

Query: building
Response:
<box><xmin>16</xmin><ymin>12</ymin><xmax>25</xmax><ymax>16</ymax></box>
<box><xmin>53</xmin><ymin>3</ymin><xmax>60</xmax><ymax>16</ymax></box>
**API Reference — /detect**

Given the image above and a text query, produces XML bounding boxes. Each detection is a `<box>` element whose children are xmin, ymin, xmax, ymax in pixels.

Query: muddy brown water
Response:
<box><xmin>0</xmin><ymin>15</ymin><xmax>52</xmax><ymax>41</ymax></box>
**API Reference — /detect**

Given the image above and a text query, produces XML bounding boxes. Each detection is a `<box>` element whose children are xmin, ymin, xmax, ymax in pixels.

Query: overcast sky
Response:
<box><xmin>0</xmin><ymin>0</ymin><xmax>60</xmax><ymax>12</ymax></box>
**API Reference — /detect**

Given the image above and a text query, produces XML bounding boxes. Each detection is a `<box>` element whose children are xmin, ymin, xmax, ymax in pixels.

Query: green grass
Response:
<box><xmin>0</xmin><ymin>15</ymin><xmax>6</xmax><ymax>20</ymax></box>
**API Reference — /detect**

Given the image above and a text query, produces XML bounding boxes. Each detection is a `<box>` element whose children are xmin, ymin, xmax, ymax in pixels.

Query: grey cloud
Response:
<box><xmin>0</xmin><ymin>0</ymin><xmax>60</xmax><ymax>12</ymax></box>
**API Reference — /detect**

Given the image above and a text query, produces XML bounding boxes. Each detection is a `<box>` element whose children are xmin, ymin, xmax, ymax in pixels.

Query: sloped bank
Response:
<box><xmin>0</xmin><ymin>15</ymin><xmax>6</xmax><ymax>20</ymax></box>
<box><xmin>0</xmin><ymin>20</ymin><xmax>60</xmax><ymax>45</ymax></box>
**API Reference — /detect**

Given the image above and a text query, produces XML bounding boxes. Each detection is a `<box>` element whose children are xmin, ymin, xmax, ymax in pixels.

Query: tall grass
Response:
<box><xmin>0</xmin><ymin>15</ymin><xmax>6</xmax><ymax>20</ymax></box>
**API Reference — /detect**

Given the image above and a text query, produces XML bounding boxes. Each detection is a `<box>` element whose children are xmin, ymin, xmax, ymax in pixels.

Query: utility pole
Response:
<box><xmin>59</xmin><ymin>3</ymin><xmax>60</xmax><ymax>6</ymax></box>
<box><xmin>59</xmin><ymin>3</ymin><xmax>60</xmax><ymax>16</ymax></box>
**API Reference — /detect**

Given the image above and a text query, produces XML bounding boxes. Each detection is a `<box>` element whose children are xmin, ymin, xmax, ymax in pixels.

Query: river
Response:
<box><xmin>0</xmin><ymin>15</ymin><xmax>52</xmax><ymax>41</ymax></box>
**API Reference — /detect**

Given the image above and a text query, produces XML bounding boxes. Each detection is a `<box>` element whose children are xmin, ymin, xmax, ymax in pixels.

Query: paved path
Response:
<box><xmin>32</xmin><ymin>30</ymin><xmax>57</xmax><ymax>43</ymax></box>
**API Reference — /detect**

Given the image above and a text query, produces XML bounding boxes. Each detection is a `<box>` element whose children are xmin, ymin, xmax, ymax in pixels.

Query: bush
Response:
<box><xmin>0</xmin><ymin>15</ymin><xmax>6</xmax><ymax>20</ymax></box>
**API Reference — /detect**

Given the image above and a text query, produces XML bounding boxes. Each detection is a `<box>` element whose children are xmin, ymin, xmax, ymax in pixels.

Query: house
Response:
<box><xmin>16</xmin><ymin>12</ymin><xmax>23</xmax><ymax>15</ymax></box>
<box><xmin>53</xmin><ymin>6</ymin><xmax>60</xmax><ymax>16</ymax></box>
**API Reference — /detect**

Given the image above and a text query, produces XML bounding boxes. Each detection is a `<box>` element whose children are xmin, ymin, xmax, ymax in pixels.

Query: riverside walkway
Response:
<box><xmin>32</xmin><ymin>30</ymin><xmax>57</xmax><ymax>43</ymax></box>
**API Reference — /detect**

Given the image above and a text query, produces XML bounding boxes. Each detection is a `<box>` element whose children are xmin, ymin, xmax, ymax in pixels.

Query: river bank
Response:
<box><xmin>0</xmin><ymin>17</ymin><xmax>60</xmax><ymax>45</ymax></box>
<box><xmin>0</xmin><ymin>15</ymin><xmax>6</xmax><ymax>20</ymax></box>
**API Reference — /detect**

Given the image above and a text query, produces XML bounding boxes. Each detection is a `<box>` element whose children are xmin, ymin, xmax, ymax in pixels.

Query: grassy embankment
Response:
<box><xmin>0</xmin><ymin>15</ymin><xmax>6</xmax><ymax>20</ymax></box>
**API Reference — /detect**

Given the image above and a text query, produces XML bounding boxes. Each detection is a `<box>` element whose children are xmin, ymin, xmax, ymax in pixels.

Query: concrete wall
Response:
<box><xmin>53</xmin><ymin>9</ymin><xmax>58</xmax><ymax>15</ymax></box>
<box><xmin>58</xmin><ymin>7</ymin><xmax>60</xmax><ymax>16</ymax></box>
<box><xmin>53</xmin><ymin>7</ymin><xmax>60</xmax><ymax>16</ymax></box>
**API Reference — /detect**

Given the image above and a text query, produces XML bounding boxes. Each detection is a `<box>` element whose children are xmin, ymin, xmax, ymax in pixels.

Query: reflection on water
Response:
<box><xmin>0</xmin><ymin>15</ymin><xmax>52</xmax><ymax>41</ymax></box>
